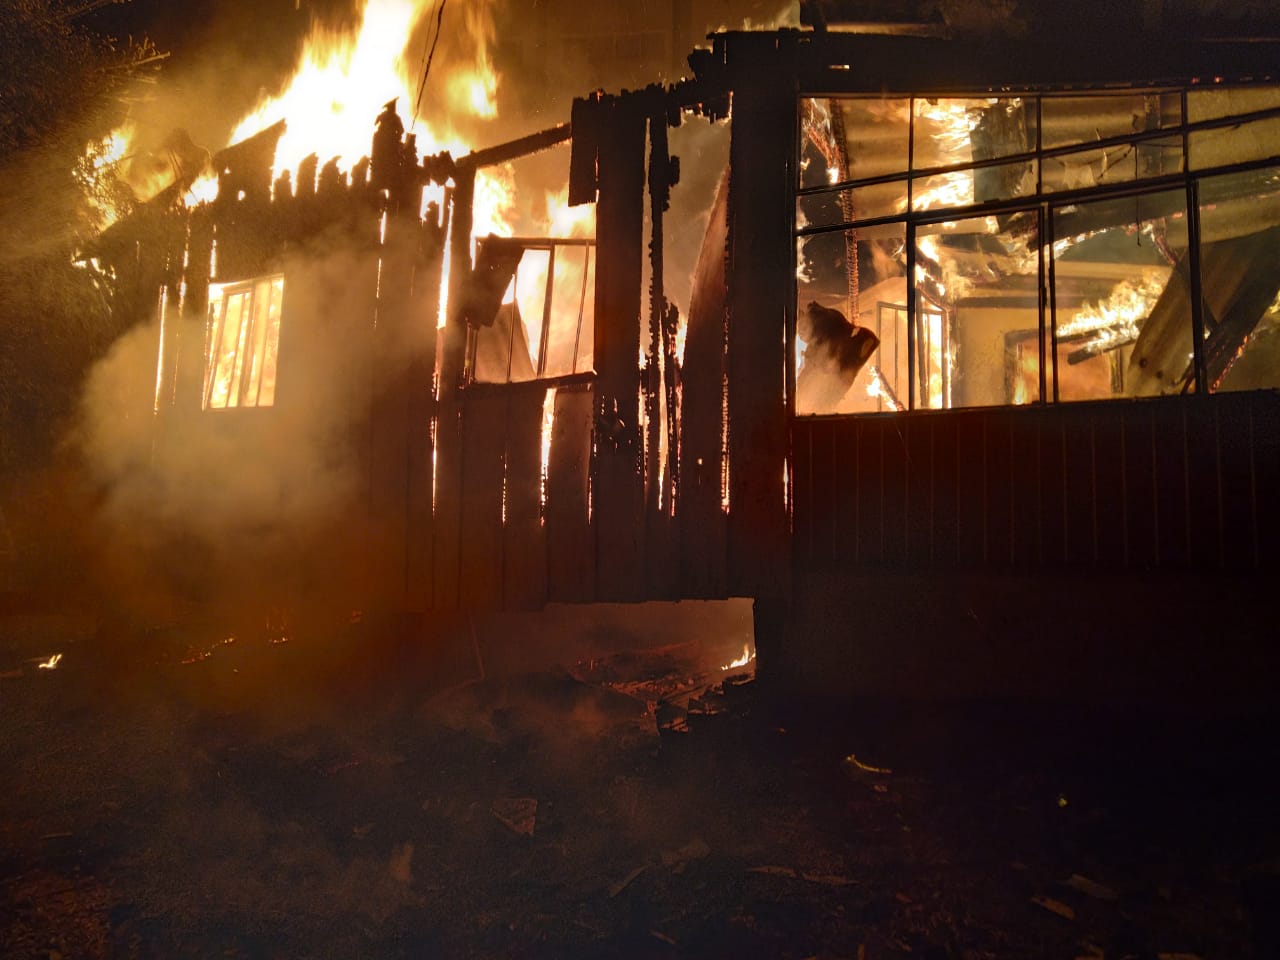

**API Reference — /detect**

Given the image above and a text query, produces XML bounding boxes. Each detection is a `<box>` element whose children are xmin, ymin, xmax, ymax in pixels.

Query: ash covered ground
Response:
<box><xmin>2</xmin><ymin>604</ymin><xmax>1278</xmax><ymax>959</ymax></box>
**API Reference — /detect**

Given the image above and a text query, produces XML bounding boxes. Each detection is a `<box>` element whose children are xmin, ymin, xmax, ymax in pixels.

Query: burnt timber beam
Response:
<box><xmin>463</xmin><ymin>123</ymin><xmax>573</xmax><ymax>169</ymax></box>
<box><xmin>725</xmin><ymin>66</ymin><xmax>794</xmax><ymax>603</ymax></box>
<box><xmin>432</xmin><ymin>166</ymin><xmax>476</xmax><ymax>611</ymax></box>
<box><xmin>592</xmin><ymin>95</ymin><xmax>647</xmax><ymax>602</ymax></box>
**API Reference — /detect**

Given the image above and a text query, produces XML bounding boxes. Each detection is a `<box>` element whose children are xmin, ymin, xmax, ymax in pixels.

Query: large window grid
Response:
<box><xmin>795</xmin><ymin>87</ymin><xmax>1280</xmax><ymax>415</ymax></box>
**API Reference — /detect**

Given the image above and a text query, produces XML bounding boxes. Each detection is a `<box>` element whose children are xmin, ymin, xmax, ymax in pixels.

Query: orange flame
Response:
<box><xmin>224</xmin><ymin>0</ymin><xmax>507</xmax><ymax>218</ymax></box>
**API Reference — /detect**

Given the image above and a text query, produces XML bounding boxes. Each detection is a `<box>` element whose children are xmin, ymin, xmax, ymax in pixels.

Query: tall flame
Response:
<box><xmin>230</xmin><ymin>0</ymin><xmax>494</xmax><ymax>182</ymax></box>
<box><xmin>218</xmin><ymin>0</ymin><xmax>516</xmax><ymax>238</ymax></box>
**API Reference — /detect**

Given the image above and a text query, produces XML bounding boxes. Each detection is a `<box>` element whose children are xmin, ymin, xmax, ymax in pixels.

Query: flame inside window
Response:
<box><xmin>203</xmin><ymin>275</ymin><xmax>285</xmax><ymax>409</ymax></box>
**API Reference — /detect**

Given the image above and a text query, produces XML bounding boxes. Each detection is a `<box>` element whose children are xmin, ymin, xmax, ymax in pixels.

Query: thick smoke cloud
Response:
<box><xmin>68</xmin><ymin>0</ymin><xmax>794</xmax><ymax>617</ymax></box>
<box><xmin>75</xmin><ymin>243</ymin><xmax>387</xmax><ymax>616</ymax></box>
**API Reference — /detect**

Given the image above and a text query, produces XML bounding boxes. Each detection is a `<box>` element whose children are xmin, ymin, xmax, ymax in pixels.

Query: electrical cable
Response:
<box><xmin>412</xmin><ymin>0</ymin><xmax>449</xmax><ymax>129</ymax></box>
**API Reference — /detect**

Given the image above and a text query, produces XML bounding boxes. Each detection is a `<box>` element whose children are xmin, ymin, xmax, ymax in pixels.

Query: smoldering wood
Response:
<box><xmin>569</xmin><ymin>97</ymin><xmax>600</xmax><ymax>206</ymax></box>
<box><xmin>645</xmin><ymin>115</ymin><xmax>667</xmax><ymax>518</ymax></box>
<box><xmin>404</xmin><ymin>205</ymin><xmax>449</xmax><ymax>611</ymax></box>
<box><xmin>433</xmin><ymin>170</ymin><xmax>476</xmax><ymax>611</ymax></box>
<box><xmin>213</xmin><ymin>121</ymin><xmax>285</xmax><ymax>206</ymax></box>
<box><xmin>644</xmin><ymin>110</ymin><xmax>682</xmax><ymax>598</ymax></box>
<box><xmin>592</xmin><ymin>96</ymin><xmax>648</xmax><ymax>602</ymax></box>
<box><xmin>464</xmin><ymin>123</ymin><xmax>573</xmax><ymax>170</ymax></box>
<box><xmin>678</xmin><ymin>171</ymin><xmax>729</xmax><ymax>597</ymax></box>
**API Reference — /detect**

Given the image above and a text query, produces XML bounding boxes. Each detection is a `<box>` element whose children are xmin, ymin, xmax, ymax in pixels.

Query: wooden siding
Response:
<box><xmin>791</xmin><ymin>392</ymin><xmax>1280</xmax><ymax>572</ymax></box>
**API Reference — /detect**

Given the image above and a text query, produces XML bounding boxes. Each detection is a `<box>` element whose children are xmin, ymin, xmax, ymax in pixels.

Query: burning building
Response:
<box><xmin>85</xmin><ymin>6</ymin><xmax>1280</xmax><ymax>707</ymax></box>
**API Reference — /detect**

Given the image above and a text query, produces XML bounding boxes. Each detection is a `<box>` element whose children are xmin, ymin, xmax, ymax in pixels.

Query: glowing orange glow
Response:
<box><xmin>544</xmin><ymin>187</ymin><xmax>596</xmax><ymax>238</ymax></box>
<box><xmin>540</xmin><ymin>387</ymin><xmax>557</xmax><ymax>521</ymax></box>
<box><xmin>204</xmin><ymin>276</ymin><xmax>285</xmax><ymax>409</ymax></box>
<box><xmin>907</xmin><ymin>98</ymin><xmax>1009</xmax><ymax>212</ymax></box>
<box><xmin>78</xmin><ymin>125</ymin><xmax>134</xmax><ymax>230</ymax></box>
<box><xmin>473</xmin><ymin>166</ymin><xmax>517</xmax><ymax>238</ymax></box>
<box><xmin>1057</xmin><ymin>272</ymin><xmax>1167</xmax><ymax>340</ymax></box>
<box><xmin>38</xmin><ymin>653</ymin><xmax>63</xmax><ymax>670</ymax></box>
<box><xmin>232</xmin><ymin>1</ymin><xmax>423</xmax><ymax>180</ymax></box>
<box><xmin>721</xmin><ymin>644</ymin><xmax>755</xmax><ymax>672</ymax></box>
<box><xmin>866</xmin><ymin>365</ymin><xmax>904</xmax><ymax>411</ymax></box>
<box><xmin>226</xmin><ymin>0</ymin><xmax>504</xmax><ymax>208</ymax></box>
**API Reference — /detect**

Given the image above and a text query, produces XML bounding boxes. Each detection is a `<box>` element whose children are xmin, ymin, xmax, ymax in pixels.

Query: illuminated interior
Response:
<box><xmin>203</xmin><ymin>275</ymin><xmax>285</xmax><ymax>409</ymax></box>
<box><xmin>795</xmin><ymin>87</ymin><xmax>1280</xmax><ymax>415</ymax></box>
<box><xmin>467</xmin><ymin>237</ymin><xmax>596</xmax><ymax>384</ymax></box>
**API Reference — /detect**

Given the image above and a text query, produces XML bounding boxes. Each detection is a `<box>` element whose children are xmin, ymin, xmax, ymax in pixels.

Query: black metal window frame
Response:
<box><xmin>793</xmin><ymin>85</ymin><xmax>1280</xmax><ymax>414</ymax></box>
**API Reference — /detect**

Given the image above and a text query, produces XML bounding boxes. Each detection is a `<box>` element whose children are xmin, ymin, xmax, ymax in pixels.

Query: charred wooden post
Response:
<box><xmin>432</xmin><ymin>164</ymin><xmax>476</xmax><ymax>611</ymax></box>
<box><xmin>592</xmin><ymin>94</ymin><xmax>648</xmax><ymax>602</ymax></box>
<box><xmin>645</xmin><ymin>106</ymin><xmax>681</xmax><ymax>597</ymax></box>
<box><xmin>405</xmin><ymin>198</ymin><xmax>448</xmax><ymax>609</ymax></box>
<box><xmin>367</xmin><ymin>104</ymin><xmax>437</xmax><ymax>612</ymax></box>
<box><xmin>174</xmin><ymin>205</ymin><xmax>214</xmax><ymax>411</ymax></box>
<box><xmin>152</xmin><ymin>207</ymin><xmax>189</xmax><ymax>422</ymax></box>
<box><xmin>725</xmin><ymin>41</ymin><xmax>794</xmax><ymax>606</ymax></box>
<box><xmin>678</xmin><ymin>172</ymin><xmax>729</xmax><ymax>597</ymax></box>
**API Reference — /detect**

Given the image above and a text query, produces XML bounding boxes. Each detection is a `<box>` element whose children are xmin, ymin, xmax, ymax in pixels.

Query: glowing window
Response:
<box><xmin>467</xmin><ymin>238</ymin><xmax>595</xmax><ymax>385</ymax></box>
<box><xmin>203</xmin><ymin>275</ymin><xmax>284</xmax><ymax>409</ymax></box>
<box><xmin>796</xmin><ymin>85</ymin><xmax>1280</xmax><ymax>414</ymax></box>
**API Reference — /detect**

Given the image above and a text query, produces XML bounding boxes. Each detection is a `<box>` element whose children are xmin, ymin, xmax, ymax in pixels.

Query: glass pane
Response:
<box><xmin>1188</xmin><ymin>86</ymin><xmax>1280</xmax><ymax>171</ymax></box>
<box><xmin>915</xmin><ymin>213</ymin><xmax>1041</xmax><ymax>409</ymax></box>
<box><xmin>1190</xmin><ymin>118</ymin><xmax>1280</xmax><ymax>171</ymax></box>
<box><xmin>257</xmin><ymin>277</ymin><xmax>284</xmax><ymax>406</ymax></box>
<box><xmin>243</xmin><ymin>279</ymin><xmax>271</xmax><ymax>403</ymax></box>
<box><xmin>798</xmin><ymin>179</ymin><xmax>908</xmax><ymax>229</ymax></box>
<box><xmin>1052</xmin><ymin>190</ymin><xmax>1190</xmax><ymax>400</ymax></box>
<box><xmin>1197</xmin><ymin>165</ymin><xmax>1280</xmax><ymax>392</ymax></box>
<box><xmin>1042</xmin><ymin>137</ymin><xmax>1182</xmax><ymax>193</ymax></box>
<box><xmin>542</xmin><ymin>245</ymin><xmax>595</xmax><ymax>377</ymax></box>
<box><xmin>512</xmin><ymin>249</ymin><xmax>550</xmax><ymax>380</ymax></box>
<box><xmin>1188</xmin><ymin>85</ymin><xmax>1280</xmax><ymax>122</ymax></box>
<box><xmin>208</xmin><ymin>291</ymin><xmax>247</xmax><ymax>410</ymax></box>
<box><xmin>1041</xmin><ymin>93</ymin><xmax>1182</xmax><ymax>150</ymax></box>
<box><xmin>912</xmin><ymin>97</ymin><xmax>1034</xmax><ymax>171</ymax></box>
<box><xmin>911</xmin><ymin>158</ymin><xmax>1036</xmax><ymax>212</ymax></box>
<box><xmin>800</xmin><ymin>96</ymin><xmax>909</xmax><ymax>189</ymax></box>
<box><xmin>796</xmin><ymin>221</ymin><xmax>907</xmax><ymax>414</ymax></box>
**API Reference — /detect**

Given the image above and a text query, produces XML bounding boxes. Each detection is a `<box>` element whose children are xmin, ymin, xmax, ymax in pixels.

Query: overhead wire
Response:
<box><xmin>412</xmin><ymin>0</ymin><xmax>449</xmax><ymax>130</ymax></box>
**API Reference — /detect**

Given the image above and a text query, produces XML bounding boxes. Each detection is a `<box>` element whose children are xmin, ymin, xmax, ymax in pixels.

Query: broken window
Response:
<box><xmin>203</xmin><ymin>274</ymin><xmax>284</xmax><ymax>409</ymax></box>
<box><xmin>467</xmin><ymin>237</ymin><xmax>595</xmax><ymax>385</ymax></box>
<box><xmin>917</xmin><ymin>212</ymin><xmax>1042</xmax><ymax>408</ymax></box>
<box><xmin>794</xmin><ymin>85</ymin><xmax>1280</xmax><ymax>415</ymax></box>
<box><xmin>1051</xmin><ymin>191</ymin><xmax>1190</xmax><ymax>400</ymax></box>
<box><xmin>1197</xmin><ymin>164</ymin><xmax>1280</xmax><ymax>393</ymax></box>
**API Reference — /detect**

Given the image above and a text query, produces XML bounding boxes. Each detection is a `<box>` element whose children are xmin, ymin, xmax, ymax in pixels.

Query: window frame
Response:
<box><xmin>464</xmin><ymin>235</ymin><xmax>597</xmax><ymax>388</ymax></box>
<box><xmin>202</xmin><ymin>273</ymin><xmax>285</xmax><ymax>411</ymax></box>
<box><xmin>794</xmin><ymin>84</ymin><xmax>1280</xmax><ymax>415</ymax></box>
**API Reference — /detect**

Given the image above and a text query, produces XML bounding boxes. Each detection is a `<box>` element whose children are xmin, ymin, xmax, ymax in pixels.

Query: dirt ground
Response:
<box><xmin>2</xmin><ymin>607</ymin><xmax>1278</xmax><ymax>959</ymax></box>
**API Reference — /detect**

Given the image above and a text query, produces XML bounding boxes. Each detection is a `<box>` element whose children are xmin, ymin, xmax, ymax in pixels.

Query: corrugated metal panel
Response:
<box><xmin>792</xmin><ymin>392</ymin><xmax>1280</xmax><ymax>572</ymax></box>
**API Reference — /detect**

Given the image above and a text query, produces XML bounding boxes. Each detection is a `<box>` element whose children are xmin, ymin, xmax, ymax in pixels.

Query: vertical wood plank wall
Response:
<box><xmin>791</xmin><ymin>393</ymin><xmax>1280</xmax><ymax>573</ymax></box>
